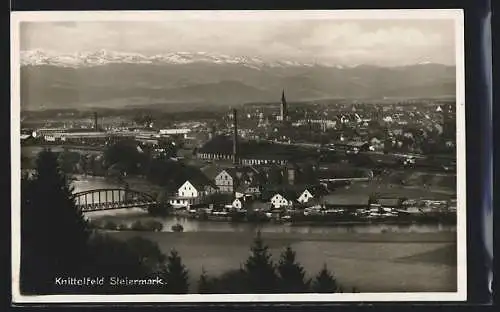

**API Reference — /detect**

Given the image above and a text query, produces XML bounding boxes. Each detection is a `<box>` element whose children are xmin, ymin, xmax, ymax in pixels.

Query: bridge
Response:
<box><xmin>72</xmin><ymin>188</ymin><xmax>157</xmax><ymax>212</ymax></box>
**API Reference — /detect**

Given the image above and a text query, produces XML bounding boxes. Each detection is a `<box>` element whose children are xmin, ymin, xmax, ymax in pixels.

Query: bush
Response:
<box><xmin>130</xmin><ymin>220</ymin><xmax>164</xmax><ymax>231</ymax></box>
<box><xmin>87</xmin><ymin>219</ymin><xmax>101</xmax><ymax>229</ymax></box>
<box><xmin>148</xmin><ymin>203</ymin><xmax>172</xmax><ymax>217</ymax></box>
<box><xmin>103</xmin><ymin>220</ymin><xmax>118</xmax><ymax>230</ymax></box>
<box><xmin>130</xmin><ymin>220</ymin><xmax>148</xmax><ymax>231</ymax></box>
<box><xmin>143</xmin><ymin>220</ymin><xmax>164</xmax><ymax>232</ymax></box>
<box><xmin>117</xmin><ymin>223</ymin><xmax>130</xmax><ymax>231</ymax></box>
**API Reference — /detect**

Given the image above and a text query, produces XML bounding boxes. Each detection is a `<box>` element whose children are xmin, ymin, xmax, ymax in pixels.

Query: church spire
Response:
<box><xmin>280</xmin><ymin>89</ymin><xmax>288</xmax><ymax>121</ymax></box>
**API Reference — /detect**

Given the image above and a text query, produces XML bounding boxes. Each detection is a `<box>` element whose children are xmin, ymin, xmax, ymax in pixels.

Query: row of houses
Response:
<box><xmin>166</xmin><ymin>163</ymin><xmax>456</xmax><ymax>215</ymax></box>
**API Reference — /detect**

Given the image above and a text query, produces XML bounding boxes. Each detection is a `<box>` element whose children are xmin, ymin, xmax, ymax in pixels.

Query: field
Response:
<box><xmin>108</xmin><ymin>231</ymin><xmax>457</xmax><ymax>293</ymax></box>
<box><xmin>333</xmin><ymin>173</ymin><xmax>456</xmax><ymax>200</ymax></box>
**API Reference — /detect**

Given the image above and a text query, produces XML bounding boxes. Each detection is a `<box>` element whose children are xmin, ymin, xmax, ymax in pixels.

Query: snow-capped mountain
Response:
<box><xmin>20</xmin><ymin>49</ymin><xmax>331</xmax><ymax>68</ymax></box>
<box><xmin>19</xmin><ymin>49</ymin><xmax>456</xmax><ymax>111</ymax></box>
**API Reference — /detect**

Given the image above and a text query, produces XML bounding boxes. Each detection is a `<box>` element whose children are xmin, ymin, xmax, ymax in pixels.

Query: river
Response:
<box><xmin>72</xmin><ymin>175</ymin><xmax>458</xmax><ymax>293</ymax></box>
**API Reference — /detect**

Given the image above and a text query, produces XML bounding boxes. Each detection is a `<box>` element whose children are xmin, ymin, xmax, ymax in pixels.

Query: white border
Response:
<box><xmin>10</xmin><ymin>9</ymin><xmax>466</xmax><ymax>303</ymax></box>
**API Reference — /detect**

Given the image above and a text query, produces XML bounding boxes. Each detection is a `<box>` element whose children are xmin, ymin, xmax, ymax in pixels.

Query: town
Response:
<box><xmin>20</xmin><ymin>91</ymin><xmax>457</xmax><ymax>228</ymax></box>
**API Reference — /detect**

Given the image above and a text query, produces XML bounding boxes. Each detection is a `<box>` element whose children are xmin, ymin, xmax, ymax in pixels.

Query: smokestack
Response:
<box><xmin>232</xmin><ymin>108</ymin><xmax>238</xmax><ymax>165</ymax></box>
<box><xmin>94</xmin><ymin>112</ymin><xmax>98</xmax><ymax>131</ymax></box>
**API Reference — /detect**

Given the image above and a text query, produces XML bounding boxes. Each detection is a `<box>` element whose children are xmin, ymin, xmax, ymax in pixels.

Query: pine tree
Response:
<box><xmin>197</xmin><ymin>267</ymin><xmax>212</xmax><ymax>294</ymax></box>
<box><xmin>164</xmin><ymin>249</ymin><xmax>189</xmax><ymax>294</ymax></box>
<box><xmin>277</xmin><ymin>246</ymin><xmax>310</xmax><ymax>293</ymax></box>
<box><xmin>21</xmin><ymin>149</ymin><xmax>91</xmax><ymax>294</ymax></box>
<box><xmin>312</xmin><ymin>264</ymin><xmax>339</xmax><ymax>293</ymax></box>
<box><xmin>215</xmin><ymin>267</ymin><xmax>248</xmax><ymax>294</ymax></box>
<box><xmin>244</xmin><ymin>231</ymin><xmax>278</xmax><ymax>293</ymax></box>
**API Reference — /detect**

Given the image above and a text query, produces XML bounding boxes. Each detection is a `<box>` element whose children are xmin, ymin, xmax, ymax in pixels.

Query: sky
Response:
<box><xmin>20</xmin><ymin>17</ymin><xmax>457</xmax><ymax>66</ymax></box>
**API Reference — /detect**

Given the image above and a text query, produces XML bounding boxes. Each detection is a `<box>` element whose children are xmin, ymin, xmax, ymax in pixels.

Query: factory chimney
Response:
<box><xmin>94</xmin><ymin>112</ymin><xmax>98</xmax><ymax>131</ymax></box>
<box><xmin>232</xmin><ymin>108</ymin><xmax>239</xmax><ymax>165</ymax></box>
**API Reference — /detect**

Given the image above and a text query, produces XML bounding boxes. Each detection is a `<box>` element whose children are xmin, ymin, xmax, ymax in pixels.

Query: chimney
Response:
<box><xmin>94</xmin><ymin>112</ymin><xmax>98</xmax><ymax>131</ymax></box>
<box><xmin>232</xmin><ymin>108</ymin><xmax>239</xmax><ymax>165</ymax></box>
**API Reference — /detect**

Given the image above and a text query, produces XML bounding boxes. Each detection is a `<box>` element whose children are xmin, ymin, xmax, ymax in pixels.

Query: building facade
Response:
<box><xmin>169</xmin><ymin>180</ymin><xmax>217</xmax><ymax>208</ymax></box>
<box><xmin>215</xmin><ymin>169</ymin><xmax>236</xmax><ymax>193</ymax></box>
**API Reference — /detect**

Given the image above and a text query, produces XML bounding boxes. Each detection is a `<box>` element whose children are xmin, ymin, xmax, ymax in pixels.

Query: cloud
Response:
<box><xmin>20</xmin><ymin>19</ymin><xmax>456</xmax><ymax>66</ymax></box>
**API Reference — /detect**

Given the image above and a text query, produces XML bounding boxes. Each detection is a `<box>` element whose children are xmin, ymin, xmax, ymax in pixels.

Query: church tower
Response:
<box><xmin>280</xmin><ymin>89</ymin><xmax>288</xmax><ymax>121</ymax></box>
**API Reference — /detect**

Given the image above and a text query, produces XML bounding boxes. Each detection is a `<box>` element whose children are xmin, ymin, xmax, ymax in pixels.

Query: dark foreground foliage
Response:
<box><xmin>20</xmin><ymin>150</ymin><xmax>347</xmax><ymax>295</ymax></box>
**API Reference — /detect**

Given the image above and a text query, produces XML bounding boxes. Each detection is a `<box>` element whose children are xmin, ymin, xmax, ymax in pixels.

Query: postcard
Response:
<box><xmin>11</xmin><ymin>9</ymin><xmax>466</xmax><ymax>303</ymax></box>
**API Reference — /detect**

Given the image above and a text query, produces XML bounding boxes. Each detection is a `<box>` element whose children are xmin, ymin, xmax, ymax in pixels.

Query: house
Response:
<box><xmin>203</xmin><ymin>166</ymin><xmax>257</xmax><ymax>194</ymax></box>
<box><xmin>169</xmin><ymin>178</ymin><xmax>218</xmax><ymax>208</ymax></box>
<box><xmin>392</xmin><ymin>128</ymin><xmax>404</xmax><ymax>136</ymax></box>
<box><xmin>269</xmin><ymin>192</ymin><xmax>296</xmax><ymax>208</ymax></box>
<box><xmin>297</xmin><ymin>189</ymin><xmax>314</xmax><ymax>204</ymax></box>
<box><xmin>215</xmin><ymin>169</ymin><xmax>238</xmax><ymax>193</ymax></box>
<box><xmin>232</xmin><ymin>194</ymin><xmax>256</xmax><ymax>210</ymax></box>
<box><xmin>297</xmin><ymin>185</ymin><xmax>329</xmax><ymax>204</ymax></box>
<box><xmin>235</xmin><ymin>183</ymin><xmax>261</xmax><ymax>199</ymax></box>
<box><xmin>370</xmin><ymin>137</ymin><xmax>383</xmax><ymax>150</ymax></box>
<box><xmin>232</xmin><ymin>198</ymin><xmax>244</xmax><ymax>210</ymax></box>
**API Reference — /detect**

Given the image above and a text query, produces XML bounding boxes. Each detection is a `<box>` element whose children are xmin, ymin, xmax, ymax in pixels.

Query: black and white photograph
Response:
<box><xmin>11</xmin><ymin>10</ymin><xmax>466</xmax><ymax>303</ymax></box>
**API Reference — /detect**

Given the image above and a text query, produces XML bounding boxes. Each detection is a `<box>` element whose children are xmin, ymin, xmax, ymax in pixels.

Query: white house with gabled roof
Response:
<box><xmin>169</xmin><ymin>179</ymin><xmax>217</xmax><ymax>208</ymax></box>
<box><xmin>270</xmin><ymin>193</ymin><xmax>294</xmax><ymax>208</ymax></box>
<box><xmin>297</xmin><ymin>189</ymin><xmax>314</xmax><ymax>203</ymax></box>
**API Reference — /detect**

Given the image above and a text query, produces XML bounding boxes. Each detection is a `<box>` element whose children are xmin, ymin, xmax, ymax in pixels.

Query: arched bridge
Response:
<box><xmin>72</xmin><ymin>188</ymin><xmax>157</xmax><ymax>212</ymax></box>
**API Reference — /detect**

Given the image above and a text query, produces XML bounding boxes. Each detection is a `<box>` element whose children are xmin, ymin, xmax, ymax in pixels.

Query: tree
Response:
<box><xmin>20</xmin><ymin>149</ymin><xmax>91</xmax><ymax>294</ymax></box>
<box><xmin>78</xmin><ymin>154</ymin><xmax>90</xmax><ymax>175</ymax></box>
<box><xmin>266</xmin><ymin>168</ymin><xmax>284</xmax><ymax>185</ymax></box>
<box><xmin>148</xmin><ymin>190</ymin><xmax>173</xmax><ymax>216</ymax></box>
<box><xmin>164</xmin><ymin>249</ymin><xmax>189</xmax><ymax>294</ymax></box>
<box><xmin>277</xmin><ymin>246</ymin><xmax>310</xmax><ymax>293</ymax></box>
<box><xmin>103</xmin><ymin>140</ymin><xmax>144</xmax><ymax>175</ymax></box>
<box><xmin>212</xmin><ymin>268</ymin><xmax>248</xmax><ymax>294</ymax></box>
<box><xmin>312</xmin><ymin>264</ymin><xmax>339</xmax><ymax>293</ymax></box>
<box><xmin>298</xmin><ymin>164</ymin><xmax>317</xmax><ymax>185</ymax></box>
<box><xmin>126</xmin><ymin>236</ymin><xmax>167</xmax><ymax>273</ymax></box>
<box><xmin>244</xmin><ymin>231</ymin><xmax>278</xmax><ymax>293</ymax></box>
<box><xmin>57</xmin><ymin>149</ymin><xmax>80</xmax><ymax>173</ymax></box>
<box><xmin>197</xmin><ymin>267</ymin><xmax>213</xmax><ymax>294</ymax></box>
<box><xmin>133</xmin><ymin>114</ymin><xmax>154</xmax><ymax>128</ymax></box>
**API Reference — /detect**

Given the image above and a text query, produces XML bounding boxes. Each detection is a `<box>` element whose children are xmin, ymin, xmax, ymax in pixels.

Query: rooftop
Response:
<box><xmin>198</xmin><ymin>135</ymin><xmax>317</xmax><ymax>160</ymax></box>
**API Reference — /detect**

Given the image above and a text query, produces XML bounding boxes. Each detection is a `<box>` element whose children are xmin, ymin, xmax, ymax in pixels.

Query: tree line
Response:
<box><xmin>20</xmin><ymin>149</ymin><xmax>349</xmax><ymax>295</ymax></box>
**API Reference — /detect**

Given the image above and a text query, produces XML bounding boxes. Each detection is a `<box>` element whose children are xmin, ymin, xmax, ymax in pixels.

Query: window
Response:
<box><xmin>181</xmin><ymin>191</ymin><xmax>184</xmax><ymax>196</ymax></box>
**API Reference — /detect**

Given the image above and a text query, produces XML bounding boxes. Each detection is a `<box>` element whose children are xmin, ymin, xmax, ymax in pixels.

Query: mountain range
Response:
<box><xmin>20</xmin><ymin>49</ymin><xmax>456</xmax><ymax>111</ymax></box>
